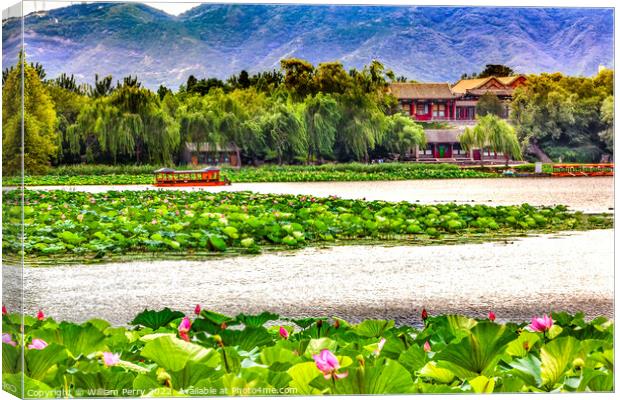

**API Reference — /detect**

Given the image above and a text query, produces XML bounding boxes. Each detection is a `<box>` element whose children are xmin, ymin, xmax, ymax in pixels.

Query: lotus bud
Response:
<box><xmin>178</xmin><ymin>317</ymin><xmax>191</xmax><ymax>342</ymax></box>
<box><xmin>423</xmin><ymin>341</ymin><xmax>431</xmax><ymax>353</ymax></box>
<box><xmin>220</xmin><ymin>322</ymin><xmax>227</xmax><ymax>330</ymax></box>
<box><xmin>421</xmin><ymin>308</ymin><xmax>428</xmax><ymax>322</ymax></box>
<box><xmin>279</xmin><ymin>326</ymin><xmax>289</xmax><ymax>340</ymax></box>
<box><xmin>488</xmin><ymin>311</ymin><xmax>496</xmax><ymax>322</ymax></box>
<box><xmin>36</xmin><ymin>310</ymin><xmax>44</xmax><ymax>321</ymax></box>
<box><xmin>2</xmin><ymin>305</ymin><xmax>6</xmax><ymax>315</ymax></box>
<box><xmin>194</xmin><ymin>304</ymin><xmax>201</xmax><ymax>315</ymax></box>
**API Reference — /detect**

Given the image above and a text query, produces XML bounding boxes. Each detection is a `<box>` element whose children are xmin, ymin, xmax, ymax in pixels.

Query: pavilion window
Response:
<box><xmin>433</xmin><ymin>103</ymin><xmax>446</xmax><ymax>117</ymax></box>
<box><xmin>401</xmin><ymin>102</ymin><xmax>411</xmax><ymax>114</ymax></box>
<box><xmin>416</xmin><ymin>103</ymin><xmax>428</xmax><ymax>115</ymax></box>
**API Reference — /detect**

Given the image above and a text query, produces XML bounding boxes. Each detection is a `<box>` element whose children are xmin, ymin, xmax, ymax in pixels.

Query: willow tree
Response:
<box><xmin>2</xmin><ymin>53</ymin><xmax>58</xmax><ymax>175</ymax></box>
<box><xmin>304</xmin><ymin>93</ymin><xmax>340</xmax><ymax>163</ymax></box>
<box><xmin>460</xmin><ymin>114</ymin><xmax>522</xmax><ymax>166</ymax></box>
<box><xmin>383</xmin><ymin>113</ymin><xmax>426</xmax><ymax>159</ymax></box>
<box><xmin>598</xmin><ymin>95</ymin><xmax>613</xmax><ymax>153</ymax></box>
<box><xmin>335</xmin><ymin>90</ymin><xmax>386</xmax><ymax>162</ymax></box>
<box><xmin>261</xmin><ymin>100</ymin><xmax>308</xmax><ymax>164</ymax></box>
<box><xmin>67</xmin><ymin>83</ymin><xmax>179</xmax><ymax>164</ymax></box>
<box><xmin>178</xmin><ymin>88</ymin><xmax>254</xmax><ymax>164</ymax></box>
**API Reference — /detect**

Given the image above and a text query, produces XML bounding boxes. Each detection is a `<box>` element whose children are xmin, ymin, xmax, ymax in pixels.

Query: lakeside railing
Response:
<box><xmin>551</xmin><ymin>163</ymin><xmax>614</xmax><ymax>177</ymax></box>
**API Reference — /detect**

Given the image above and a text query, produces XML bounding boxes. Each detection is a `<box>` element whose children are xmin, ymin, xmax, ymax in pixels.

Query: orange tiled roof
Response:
<box><xmin>451</xmin><ymin>75</ymin><xmax>524</xmax><ymax>94</ymax></box>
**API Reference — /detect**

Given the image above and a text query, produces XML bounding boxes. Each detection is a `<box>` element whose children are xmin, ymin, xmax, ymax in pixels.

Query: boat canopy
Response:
<box><xmin>154</xmin><ymin>167</ymin><xmax>220</xmax><ymax>174</ymax></box>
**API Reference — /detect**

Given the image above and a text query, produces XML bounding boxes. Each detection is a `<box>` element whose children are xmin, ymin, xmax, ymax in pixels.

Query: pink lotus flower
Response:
<box><xmin>103</xmin><ymin>352</ymin><xmax>120</xmax><ymax>367</ymax></box>
<box><xmin>36</xmin><ymin>310</ymin><xmax>44</xmax><ymax>321</ymax></box>
<box><xmin>529</xmin><ymin>315</ymin><xmax>553</xmax><ymax>332</ymax></box>
<box><xmin>279</xmin><ymin>326</ymin><xmax>289</xmax><ymax>340</ymax></box>
<box><xmin>28</xmin><ymin>339</ymin><xmax>48</xmax><ymax>350</ymax></box>
<box><xmin>194</xmin><ymin>304</ymin><xmax>201</xmax><ymax>315</ymax></box>
<box><xmin>151</xmin><ymin>219</ymin><xmax>158</xmax><ymax>225</ymax></box>
<box><xmin>423</xmin><ymin>341</ymin><xmax>431</xmax><ymax>353</ymax></box>
<box><xmin>178</xmin><ymin>317</ymin><xmax>191</xmax><ymax>342</ymax></box>
<box><xmin>312</xmin><ymin>349</ymin><xmax>348</xmax><ymax>380</ymax></box>
<box><xmin>2</xmin><ymin>333</ymin><xmax>16</xmax><ymax>347</ymax></box>
<box><xmin>488</xmin><ymin>312</ymin><xmax>496</xmax><ymax>322</ymax></box>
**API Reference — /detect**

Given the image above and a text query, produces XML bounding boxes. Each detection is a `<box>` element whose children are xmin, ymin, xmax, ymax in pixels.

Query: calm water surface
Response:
<box><xmin>27</xmin><ymin>176</ymin><xmax>613</xmax><ymax>212</ymax></box>
<box><xmin>7</xmin><ymin>229</ymin><xmax>612</xmax><ymax>326</ymax></box>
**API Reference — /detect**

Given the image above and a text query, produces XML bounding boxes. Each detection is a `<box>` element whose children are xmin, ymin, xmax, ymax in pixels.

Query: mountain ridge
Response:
<box><xmin>2</xmin><ymin>3</ymin><xmax>614</xmax><ymax>89</ymax></box>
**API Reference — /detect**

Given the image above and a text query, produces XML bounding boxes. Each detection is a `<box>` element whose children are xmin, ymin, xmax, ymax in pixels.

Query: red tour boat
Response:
<box><xmin>153</xmin><ymin>167</ymin><xmax>231</xmax><ymax>187</ymax></box>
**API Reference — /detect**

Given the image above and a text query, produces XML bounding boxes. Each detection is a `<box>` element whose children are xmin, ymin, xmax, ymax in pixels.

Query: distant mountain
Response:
<box><xmin>2</xmin><ymin>3</ymin><xmax>614</xmax><ymax>89</ymax></box>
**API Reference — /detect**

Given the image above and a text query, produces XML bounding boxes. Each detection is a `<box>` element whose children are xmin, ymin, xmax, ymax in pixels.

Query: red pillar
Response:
<box><xmin>453</xmin><ymin>101</ymin><xmax>457</xmax><ymax>120</ymax></box>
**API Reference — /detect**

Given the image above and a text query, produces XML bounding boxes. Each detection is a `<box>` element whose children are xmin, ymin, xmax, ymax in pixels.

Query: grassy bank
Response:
<box><xmin>4</xmin><ymin>163</ymin><xmax>498</xmax><ymax>186</ymax></box>
<box><xmin>3</xmin><ymin>190</ymin><xmax>611</xmax><ymax>261</ymax></box>
<box><xmin>2</xmin><ymin>309</ymin><xmax>613</xmax><ymax>396</ymax></box>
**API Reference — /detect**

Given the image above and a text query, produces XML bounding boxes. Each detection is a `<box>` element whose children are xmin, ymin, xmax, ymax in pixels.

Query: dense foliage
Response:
<box><xmin>3</xmin><ymin>190</ymin><xmax>611</xmax><ymax>260</ymax></box>
<box><xmin>460</xmin><ymin>115</ymin><xmax>522</xmax><ymax>166</ymax></box>
<box><xmin>511</xmin><ymin>70</ymin><xmax>614</xmax><ymax>162</ymax></box>
<box><xmin>2</xmin><ymin>53</ymin><xmax>58</xmax><ymax>175</ymax></box>
<box><xmin>2</xmin><ymin>56</ymin><xmax>427</xmax><ymax>173</ymax></box>
<box><xmin>475</xmin><ymin>92</ymin><xmax>505</xmax><ymax>117</ymax></box>
<box><xmin>2</xmin><ymin>308</ymin><xmax>613</xmax><ymax>396</ymax></box>
<box><xmin>7</xmin><ymin>163</ymin><xmax>496</xmax><ymax>186</ymax></box>
<box><xmin>3</xmin><ymin>54</ymin><xmax>612</xmax><ymax>174</ymax></box>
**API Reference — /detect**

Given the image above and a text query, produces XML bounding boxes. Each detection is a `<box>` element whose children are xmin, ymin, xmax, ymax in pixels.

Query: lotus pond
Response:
<box><xmin>1</xmin><ymin>308</ymin><xmax>613</xmax><ymax>397</ymax></box>
<box><xmin>7</xmin><ymin>163</ymin><xmax>497</xmax><ymax>186</ymax></box>
<box><xmin>3</xmin><ymin>190</ymin><xmax>612</xmax><ymax>260</ymax></box>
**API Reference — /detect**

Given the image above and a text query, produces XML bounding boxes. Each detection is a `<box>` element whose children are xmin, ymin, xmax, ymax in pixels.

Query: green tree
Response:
<box><xmin>46</xmin><ymin>83</ymin><xmax>90</xmax><ymax>164</ymax></box>
<box><xmin>314</xmin><ymin>62</ymin><xmax>352</xmax><ymax>94</ymax></box>
<box><xmin>383</xmin><ymin>114</ymin><xmax>426</xmax><ymax>159</ymax></box>
<box><xmin>598</xmin><ymin>95</ymin><xmax>613</xmax><ymax>153</ymax></box>
<box><xmin>478</xmin><ymin>64</ymin><xmax>515</xmax><ymax>78</ymax></box>
<box><xmin>68</xmin><ymin>82</ymin><xmax>179</xmax><ymax>164</ymax></box>
<box><xmin>510</xmin><ymin>71</ymin><xmax>612</xmax><ymax>161</ymax></box>
<box><xmin>157</xmin><ymin>85</ymin><xmax>172</xmax><ymax>101</ymax></box>
<box><xmin>304</xmin><ymin>93</ymin><xmax>340</xmax><ymax>162</ymax></box>
<box><xmin>281</xmin><ymin>58</ymin><xmax>316</xmax><ymax>98</ymax></box>
<box><xmin>460</xmin><ymin>114</ymin><xmax>521</xmax><ymax>166</ymax></box>
<box><xmin>476</xmin><ymin>92</ymin><xmax>505</xmax><ymax>117</ymax></box>
<box><xmin>91</xmin><ymin>74</ymin><xmax>114</xmax><ymax>98</ymax></box>
<box><xmin>54</xmin><ymin>73</ymin><xmax>87</xmax><ymax>95</ymax></box>
<box><xmin>336</xmin><ymin>92</ymin><xmax>386</xmax><ymax>162</ymax></box>
<box><xmin>2</xmin><ymin>54</ymin><xmax>58</xmax><ymax>175</ymax></box>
